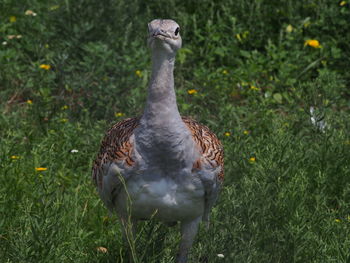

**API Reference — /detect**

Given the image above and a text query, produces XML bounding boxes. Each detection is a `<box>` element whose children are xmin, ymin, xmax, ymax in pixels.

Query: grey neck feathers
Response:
<box><xmin>143</xmin><ymin>52</ymin><xmax>180</xmax><ymax>121</ymax></box>
<box><xmin>135</xmin><ymin>49</ymin><xmax>197</xmax><ymax>170</ymax></box>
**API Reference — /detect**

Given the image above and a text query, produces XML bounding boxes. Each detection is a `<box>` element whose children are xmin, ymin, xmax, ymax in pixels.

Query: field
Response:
<box><xmin>1</xmin><ymin>0</ymin><xmax>350</xmax><ymax>262</ymax></box>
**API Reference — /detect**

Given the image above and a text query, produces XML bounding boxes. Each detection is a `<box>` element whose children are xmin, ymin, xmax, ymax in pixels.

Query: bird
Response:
<box><xmin>92</xmin><ymin>19</ymin><xmax>224</xmax><ymax>263</ymax></box>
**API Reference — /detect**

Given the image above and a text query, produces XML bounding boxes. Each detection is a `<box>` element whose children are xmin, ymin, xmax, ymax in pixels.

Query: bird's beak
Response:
<box><xmin>152</xmin><ymin>28</ymin><xmax>168</xmax><ymax>38</ymax></box>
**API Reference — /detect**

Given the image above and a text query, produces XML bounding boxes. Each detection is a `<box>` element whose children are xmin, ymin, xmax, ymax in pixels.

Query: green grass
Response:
<box><xmin>1</xmin><ymin>0</ymin><xmax>350</xmax><ymax>262</ymax></box>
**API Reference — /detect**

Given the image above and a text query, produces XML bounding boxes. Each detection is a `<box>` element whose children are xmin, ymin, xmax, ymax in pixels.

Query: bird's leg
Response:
<box><xmin>176</xmin><ymin>216</ymin><xmax>201</xmax><ymax>263</ymax></box>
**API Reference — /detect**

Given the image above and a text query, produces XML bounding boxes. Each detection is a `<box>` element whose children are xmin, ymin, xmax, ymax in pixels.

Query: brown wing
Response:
<box><xmin>92</xmin><ymin>117</ymin><xmax>140</xmax><ymax>187</ymax></box>
<box><xmin>182</xmin><ymin>116</ymin><xmax>224</xmax><ymax>182</ymax></box>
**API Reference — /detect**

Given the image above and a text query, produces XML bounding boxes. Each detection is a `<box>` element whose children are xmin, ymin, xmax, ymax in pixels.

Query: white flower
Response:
<box><xmin>2</xmin><ymin>41</ymin><xmax>7</xmax><ymax>45</ymax></box>
<box><xmin>70</xmin><ymin>149</ymin><xmax>79</xmax><ymax>153</ymax></box>
<box><xmin>217</xmin><ymin>254</ymin><xmax>225</xmax><ymax>258</ymax></box>
<box><xmin>25</xmin><ymin>10</ymin><xmax>37</xmax><ymax>16</ymax></box>
<box><xmin>310</xmin><ymin>106</ymin><xmax>327</xmax><ymax>133</ymax></box>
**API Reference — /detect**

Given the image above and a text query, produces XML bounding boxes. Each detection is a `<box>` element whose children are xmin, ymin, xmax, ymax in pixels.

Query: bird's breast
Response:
<box><xmin>115</xmin><ymin>172</ymin><xmax>205</xmax><ymax>222</ymax></box>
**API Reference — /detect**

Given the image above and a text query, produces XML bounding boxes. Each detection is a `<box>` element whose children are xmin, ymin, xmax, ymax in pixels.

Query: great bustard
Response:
<box><xmin>92</xmin><ymin>19</ymin><xmax>224</xmax><ymax>263</ymax></box>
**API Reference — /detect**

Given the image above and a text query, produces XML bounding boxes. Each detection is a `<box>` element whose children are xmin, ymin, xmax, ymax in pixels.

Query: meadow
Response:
<box><xmin>1</xmin><ymin>0</ymin><xmax>350</xmax><ymax>262</ymax></box>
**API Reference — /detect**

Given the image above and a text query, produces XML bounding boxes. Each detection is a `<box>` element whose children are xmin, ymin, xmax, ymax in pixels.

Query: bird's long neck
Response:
<box><xmin>136</xmin><ymin>50</ymin><xmax>197</xmax><ymax>169</ymax></box>
<box><xmin>142</xmin><ymin>51</ymin><xmax>180</xmax><ymax>121</ymax></box>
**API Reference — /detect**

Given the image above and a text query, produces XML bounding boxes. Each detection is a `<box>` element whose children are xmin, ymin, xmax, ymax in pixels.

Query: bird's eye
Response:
<box><xmin>174</xmin><ymin>27</ymin><xmax>180</xmax><ymax>36</ymax></box>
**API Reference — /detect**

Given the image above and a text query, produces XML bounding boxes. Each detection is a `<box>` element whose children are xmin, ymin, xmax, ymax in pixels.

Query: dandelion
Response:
<box><xmin>249</xmin><ymin>157</ymin><xmax>256</xmax><ymax>163</ymax></box>
<box><xmin>25</xmin><ymin>10</ymin><xmax>37</xmax><ymax>16</ymax></box>
<box><xmin>217</xmin><ymin>254</ymin><xmax>225</xmax><ymax>258</ymax></box>
<box><xmin>27</xmin><ymin>99</ymin><xmax>33</xmax><ymax>105</ymax></box>
<box><xmin>286</xmin><ymin>24</ymin><xmax>293</xmax><ymax>33</ymax></box>
<box><xmin>61</xmin><ymin>105</ymin><xmax>68</xmax><ymax>110</ymax></box>
<box><xmin>35</xmin><ymin>167</ymin><xmax>47</xmax><ymax>171</ymax></box>
<box><xmin>135</xmin><ymin>70</ymin><xmax>142</xmax><ymax>77</ymax></box>
<box><xmin>187</xmin><ymin>89</ymin><xmax>197</xmax><ymax>95</ymax></box>
<box><xmin>335</xmin><ymin>219</ymin><xmax>341</xmax><ymax>223</ymax></box>
<box><xmin>11</xmin><ymin>155</ymin><xmax>20</xmax><ymax>160</ymax></box>
<box><xmin>9</xmin><ymin>16</ymin><xmax>16</xmax><ymax>23</ymax></box>
<box><xmin>115</xmin><ymin>112</ymin><xmax>124</xmax><ymax>117</ymax></box>
<box><xmin>39</xmin><ymin>64</ymin><xmax>51</xmax><ymax>70</ymax></box>
<box><xmin>224</xmin><ymin>132</ymin><xmax>231</xmax><ymax>137</ymax></box>
<box><xmin>340</xmin><ymin>1</ymin><xmax>346</xmax><ymax>6</ymax></box>
<box><xmin>304</xmin><ymin>39</ymin><xmax>321</xmax><ymax>48</ymax></box>
<box><xmin>250</xmin><ymin>85</ymin><xmax>260</xmax><ymax>91</ymax></box>
<box><xmin>96</xmin><ymin>247</ymin><xmax>108</xmax><ymax>253</ymax></box>
<box><xmin>243</xmin><ymin>130</ymin><xmax>249</xmax><ymax>135</ymax></box>
<box><xmin>222</xmin><ymin>70</ymin><xmax>228</xmax><ymax>75</ymax></box>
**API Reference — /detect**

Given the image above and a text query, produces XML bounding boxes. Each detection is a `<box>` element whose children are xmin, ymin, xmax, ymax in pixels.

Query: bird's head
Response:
<box><xmin>148</xmin><ymin>19</ymin><xmax>182</xmax><ymax>55</ymax></box>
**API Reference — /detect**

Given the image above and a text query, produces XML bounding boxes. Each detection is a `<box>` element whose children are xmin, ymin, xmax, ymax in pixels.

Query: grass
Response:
<box><xmin>1</xmin><ymin>0</ymin><xmax>350</xmax><ymax>262</ymax></box>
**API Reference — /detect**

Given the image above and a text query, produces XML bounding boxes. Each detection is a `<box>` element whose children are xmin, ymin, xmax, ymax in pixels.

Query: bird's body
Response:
<box><xmin>92</xmin><ymin>19</ymin><xmax>224</xmax><ymax>263</ymax></box>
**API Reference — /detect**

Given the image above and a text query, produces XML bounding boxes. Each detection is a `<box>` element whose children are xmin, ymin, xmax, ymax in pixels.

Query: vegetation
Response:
<box><xmin>1</xmin><ymin>0</ymin><xmax>349</xmax><ymax>262</ymax></box>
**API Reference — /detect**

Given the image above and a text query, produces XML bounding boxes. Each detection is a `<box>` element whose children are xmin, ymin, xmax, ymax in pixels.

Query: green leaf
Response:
<box><xmin>273</xmin><ymin>93</ymin><xmax>283</xmax><ymax>103</ymax></box>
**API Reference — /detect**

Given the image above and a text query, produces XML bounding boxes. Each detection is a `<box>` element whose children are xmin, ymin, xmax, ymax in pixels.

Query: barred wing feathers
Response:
<box><xmin>92</xmin><ymin>117</ymin><xmax>140</xmax><ymax>188</ymax></box>
<box><xmin>182</xmin><ymin>116</ymin><xmax>224</xmax><ymax>182</ymax></box>
<box><xmin>92</xmin><ymin>116</ymin><xmax>224</xmax><ymax>188</ymax></box>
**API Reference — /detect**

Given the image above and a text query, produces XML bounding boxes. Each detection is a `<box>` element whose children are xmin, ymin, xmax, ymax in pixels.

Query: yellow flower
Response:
<box><xmin>222</xmin><ymin>70</ymin><xmax>228</xmax><ymax>75</ymax></box>
<box><xmin>60</xmin><ymin>118</ymin><xmax>68</xmax><ymax>123</ymax></box>
<box><xmin>224</xmin><ymin>132</ymin><xmax>231</xmax><ymax>137</ymax></box>
<box><xmin>335</xmin><ymin>219</ymin><xmax>341</xmax><ymax>223</ymax></box>
<box><xmin>61</xmin><ymin>105</ymin><xmax>68</xmax><ymax>110</ymax></box>
<box><xmin>187</xmin><ymin>89</ymin><xmax>197</xmax><ymax>95</ymax></box>
<box><xmin>35</xmin><ymin>167</ymin><xmax>47</xmax><ymax>171</ymax></box>
<box><xmin>286</xmin><ymin>24</ymin><xmax>293</xmax><ymax>33</ymax></box>
<box><xmin>9</xmin><ymin>16</ymin><xmax>16</xmax><ymax>23</ymax></box>
<box><xmin>243</xmin><ymin>130</ymin><xmax>249</xmax><ymax>135</ymax></box>
<box><xmin>340</xmin><ymin>1</ymin><xmax>346</xmax><ymax>6</ymax></box>
<box><xmin>39</xmin><ymin>64</ymin><xmax>51</xmax><ymax>70</ymax></box>
<box><xmin>304</xmin><ymin>39</ymin><xmax>321</xmax><ymax>48</ymax></box>
<box><xmin>135</xmin><ymin>70</ymin><xmax>142</xmax><ymax>77</ymax></box>
<box><xmin>11</xmin><ymin>155</ymin><xmax>20</xmax><ymax>160</ymax></box>
<box><xmin>115</xmin><ymin>112</ymin><xmax>124</xmax><ymax>117</ymax></box>
<box><xmin>249</xmin><ymin>157</ymin><xmax>256</xmax><ymax>163</ymax></box>
<box><xmin>235</xmin><ymin>33</ymin><xmax>242</xmax><ymax>42</ymax></box>
<box><xmin>27</xmin><ymin>99</ymin><xmax>33</xmax><ymax>105</ymax></box>
<box><xmin>250</xmin><ymin>85</ymin><xmax>260</xmax><ymax>91</ymax></box>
